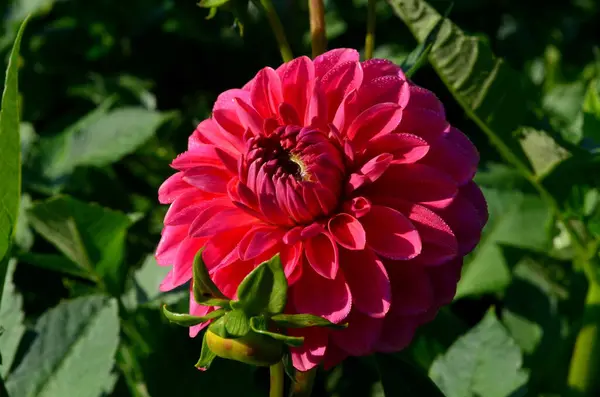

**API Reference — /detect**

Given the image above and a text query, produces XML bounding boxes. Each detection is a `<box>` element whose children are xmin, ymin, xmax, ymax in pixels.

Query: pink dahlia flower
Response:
<box><xmin>156</xmin><ymin>48</ymin><xmax>487</xmax><ymax>371</ymax></box>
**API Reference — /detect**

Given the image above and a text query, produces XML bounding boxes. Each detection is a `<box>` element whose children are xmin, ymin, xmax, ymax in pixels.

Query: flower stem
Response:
<box><xmin>289</xmin><ymin>367</ymin><xmax>317</xmax><ymax>397</ymax></box>
<box><xmin>308</xmin><ymin>0</ymin><xmax>327</xmax><ymax>58</ymax></box>
<box><xmin>270</xmin><ymin>361</ymin><xmax>285</xmax><ymax>397</ymax></box>
<box><xmin>365</xmin><ymin>0</ymin><xmax>376</xmax><ymax>60</ymax></box>
<box><xmin>254</xmin><ymin>0</ymin><xmax>293</xmax><ymax>62</ymax></box>
<box><xmin>568</xmin><ymin>276</ymin><xmax>600</xmax><ymax>396</ymax></box>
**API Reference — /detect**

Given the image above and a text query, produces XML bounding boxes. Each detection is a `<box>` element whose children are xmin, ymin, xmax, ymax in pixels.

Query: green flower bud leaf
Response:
<box><xmin>205</xmin><ymin>328</ymin><xmax>284</xmax><ymax>367</ymax></box>
<box><xmin>197</xmin><ymin>0</ymin><xmax>230</xmax><ymax>8</ymax></box>
<box><xmin>208</xmin><ymin>316</ymin><xmax>229</xmax><ymax>338</ymax></box>
<box><xmin>205</xmin><ymin>7</ymin><xmax>218</xmax><ymax>20</ymax></box>
<box><xmin>162</xmin><ymin>305</ymin><xmax>226</xmax><ymax>327</ymax></box>
<box><xmin>250</xmin><ymin>316</ymin><xmax>304</xmax><ymax>347</ymax></box>
<box><xmin>192</xmin><ymin>248</ymin><xmax>230</xmax><ymax>307</ymax></box>
<box><xmin>235</xmin><ymin>254</ymin><xmax>287</xmax><ymax>316</ymax></box>
<box><xmin>224</xmin><ymin>309</ymin><xmax>251</xmax><ymax>337</ymax></box>
<box><xmin>271</xmin><ymin>313</ymin><xmax>348</xmax><ymax>330</ymax></box>
<box><xmin>195</xmin><ymin>332</ymin><xmax>217</xmax><ymax>371</ymax></box>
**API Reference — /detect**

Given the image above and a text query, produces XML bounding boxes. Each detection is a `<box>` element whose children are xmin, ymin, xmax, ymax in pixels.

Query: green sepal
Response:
<box><xmin>250</xmin><ymin>316</ymin><xmax>304</xmax><ymax>347</ymax></box>
<box><xmin>235</xmin><ymin>254</ymin><xmax>287</xmax><ymax>316</ymax></box>
<box><xmin>400</xmin><ymin>3</ymin><xmax>453</xmax><ymax>78</ymax></box>
<box><xmin>205</xmin><ymin>328</ymin><xmax>284</xmax><ymax>367</ymax></box>
<box><xmin>271</xmin><ymin>313</ymin><xmax>348</xmax><ymax>330</ymax></box>
<box><xmin>192</xmin><ymin>248</ymin><xmax>230</xmax><ymax>307</ymax></box>
<box><xmin>197</xmin><ymin>0</ymin><xmax>230</xmax><ymax>8</ymax></box>
<box><xmin>282</xmin><ymin>353</ymin><xmax>297</xmax><ymax>382</ymax></box>
<box><xmin>195</xmin><ymin>332</ymin><xmax>217</xmax><ymax>371</ymax></box>
<box><xmin>205</xmin><ymin>7</ymin><xmax>218</xmax><ymax>19</ymax></box>
<box><xmin>208</xmin><ymin>316</ymin><xmax>229</xmax><ymax>338</ymax></box>
<box><xmin>224</xmin><ymin>309</ymin><xmax>251</xmax><ymax>337</ymax></box>
<box><xmin>162</xmin><ymin>305</ymin><xmax>226</xmax><ymax>327</ymax></box>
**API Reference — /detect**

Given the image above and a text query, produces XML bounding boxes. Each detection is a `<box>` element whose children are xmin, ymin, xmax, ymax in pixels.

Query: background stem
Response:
<box><xmin>289</xmin><ymin>367</ymin><xmax>317</xmax><ymax>397</ymax></box>
<box><xmin>365</xmin><ymin>0</ymin><xmax>376</xmax><ymax>60</ymax></box>
<box><xmin>308</xmin><ymin>0</ymin><xmax>327</xmax><ymax>58</ymax></box>
<box><xmin>254</xmin><ymin>0</ymin><xmax>293</xmax><ymax>62</ymax></box>
<box><xmin>568</xmin><ymin>279</ymin><xmax>600</xmax><ymax>396</ymax></box>
<box><xmin>270</xmin><ymin>361</ymin><xmax>285</xmax><ymax>397</ymax></box>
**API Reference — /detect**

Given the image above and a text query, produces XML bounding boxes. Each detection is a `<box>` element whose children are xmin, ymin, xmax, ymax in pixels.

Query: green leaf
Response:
<box><xmin>235</xmin><ymin>254</ymin><xmax>287</xmax><ymax>315</ymax></box>
<box><xmin>17</xmin><ymin>252</ymin><xmax>96</xmax><ymax>281</ymax></box>
<box><xmin>270</xmin><ymin>313</ymin><xmax>347</xmax><ymax>329</ymax></box>
<box><xmin>0</xmin><ymin>260</ymin><xmax>25</xmax><ymax>377</ymax></box>
<box><xmin>388</xmin><ymin>0</ymin><xmax>533</xmax><ymax>169</ymax></box>
<box><xmin>400</xmin><ymin>3</ymin><xmax>451</xmax><ymax>78</ymax></box>
<box><xmin>375</xmin><ymin>354</ymin><xmax>445</xmax><ymax>397</ymax></box>
<box><xmin>131</xmin><ymin>255</ymin><xmax>171</xmax><ymax>306</ymax></box>
<box><xmin>27</xmin><ymin>196</ymin><xmax>132</xmax><ymax>296</ymax></box>
<box><xmin>429</xmin><ymin>310</ymin><xmax>529</xmax><ymax>397</ymax></box>
<box><xmin>249</xmin><ymin>316</ymin><xmax>304</xmax><ymax>347</ymax></box>
<box><xmin>192</xmin><ymin>248</ymin><xmax>230</xmax><ymax>306</ymax></box>
<box><xmin>6</xmin><ymin>295</ymin><xmax>120</xmax><ymax>397</ymax></box>
<box><xmin>517</xmin><ymin>128</ymin><xmax>571</xmax><ymax>178</ymax></box>
<box><xmin>208</xmin><ymin>316</ymin><xmax>229</xmax><ymax>338</ymax></box>
<box><xmin>198</xmin><ymin>0</ymin><xmax>231</xmax><ymax>7</ymax></box>
<box><xmin>455</xmin><ymin>187</ymin><xmax>552</xmax><ymax>299</ymax></box>
<box><xmin>195</xmin><ymin>332</ymin><xmax>217</xmax><ymax>371</ymax></box>
<box><xmin>224</xmin><ymin>309</ymin><xmax>251</xmax><ymax>337</ymax></box>
<box><xmin>162</xmin><ymin>305</ymin><xmax>226</xmax><ymax>327</ymax></box>
<box><xmin>582</xmin><ymin>78</ymin><xmax>600</xmax><ymax>142</ymax></box>
<box><xmin>0</xmin><ymin>16</ymin><xmax>29</xmax><ymax>302</ymax></box>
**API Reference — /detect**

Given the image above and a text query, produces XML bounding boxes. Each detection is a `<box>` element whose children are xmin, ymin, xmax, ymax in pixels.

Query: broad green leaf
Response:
<box><xmin>518</xmin><ymin>128</ymin><xmax>571</xmax><ymax>178</ymax></box>
<box><xmin>27</xmin><ymin>196</ymin><xmax>132</xmax><ymax>296</ymax></box>
<box><xmin>198</xmin><ymin>0</ymin><xmax>230</xmax><ymax>7</ymax></box>
<box><xmin>162</xmin><ymin>305</ymin><xmax>226</xmax><ymax>327</ymax></box>
<box><xmin>0</xmin><ymin>260</ymin><xmax>25</xmax><ymax>377</ymax></box>
<box><xmin>582</xmin><ymin>78</ymin><xmax>600</xmax><ymax>142</ymax></box>
<box><xmin>455</xmin><ymin>187</ymin><xmax>552</xmax><ymax>299</ymax></box>
<box><xmin>0</xmin><ymin>16</ymin><xmax>29</xmax><ymax>302</ymax></box>
<box><xmin>375</xmin><ymin>354</ymin><xmax>445</xmax><ymax>397</ymax></box>
<box><xmin>388</xmin><ymin>0</ymin><xmax>533</xmax><ymax>168</ymax></box>
<box><xmin>131</xmin><ymin>255</ymin><xmax>171</xmax><ymax>305</ymax></box>
<box><xmin>195</xmin><ymin>332</ymin><xmax>217</xmax><ymax>370</ymax></box>
<box><xmin>15</xmin><ymin>194</ymin><xmax>34</xmax><ymax>251</ymax></box>
<box><xmin>249</xmin><ymin>316</ymin><xmax>304</xmax><ymax>347</ymax></box>
<box><xmin>6</xmin><ymin>295</ymin><xmax>120</xmax><ymax>397</ymax></box>
<box><xmin>192</xmin><ymin>248</ymin><xmax>230</xmax><ymax>306</ymax></box>
<box><xmin>235</xmin><ymin>254</ymin><xmax>287</xmax><ymax>315</ymax></box>
<box><xmin>429</xmin><ymin>310</ymin><xmax>529</xmax><ymax>397</ymax></box>
<box><xmin>17</xmin><ymin>252</ymin><xmax>96</xmax><ymax>281</ymax></box>
<box><xmin>270</xmin><ymin>313</ymin><xmax>347</xmax><ymax>329</ymax></box>
<box><xmin>224</xmin><ymin>309</ymin><xmax>251</xmax><ymax>337</ymax></box>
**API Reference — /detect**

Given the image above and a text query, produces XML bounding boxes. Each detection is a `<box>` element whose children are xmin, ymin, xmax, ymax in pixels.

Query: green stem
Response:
<box><xmin>568</xmin><ymin>280</ymin><xmax>600</xmax><ymax>396</ymax></box>
<box><xmin>365</xmin><ymin>0</ymin><xmax>376</xmax><ymax>60</ymax></box>
<box><xmin>253</xmin><ymin>0</ymin><xmax>293</xmax><ymax>62</ymax></box>
<box><xmin>308</xmin><ymin>0</ymin><xmax>327</xmax><ymax>58</ymax></box>
<box><xmin>289</xmin><ymin>367</ymin><xmax>317</xmax><ymax>397</ymax></box>
<box><xmin>270</xmin><ymin>361</ymin><xmax>285</xmax><ymax>397</ymax></box>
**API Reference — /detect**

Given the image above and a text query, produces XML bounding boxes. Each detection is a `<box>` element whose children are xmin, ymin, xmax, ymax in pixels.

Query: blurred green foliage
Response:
<box><xmin>1</xmin><ymin>0</ymin><xmax>600</xmax><ymax>396</ymax></box>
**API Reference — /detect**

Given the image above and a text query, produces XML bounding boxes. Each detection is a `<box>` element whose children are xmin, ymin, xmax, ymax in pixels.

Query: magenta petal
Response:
<box><xmin>305</xmin><ymin>232</ymin><xmax>339</xmax><ymax>279</ymax></box>
<box><xmin>189</xmin><ymin>292</ymin><xmax>213</xmax><ymax>337</ymax></box>
<box><xmin>319</xmin><ymin>61</ymin><xmax>364</xmax><ymax>122</ymax></box>
<box><xmin>190</xmin><ymin>207</ymin><xmax>259</xmax><ymax>238</ymax></box>
<box><xmin>331</xmin><ymin>311</ymin><xmax>384</xmax><ymax>356</ymax></box>
<box><xmin>159</xmin><ymin>236</ymin><xmax>206</xmax><ymax>291</ymax></box>
<box><xmin>426</xmin><ymin>258</ymin><xmax>462</xmax><ymax>306</ymax></box>
<box><xmin>423</xmin><ymin>127</ymin><xmax>479</xmax><ymax>185</ymax></box>
<box><xmin>158</xmin><ymin>173</ymin><xmax>192</xmax><ymax>204</ymax></box>
<box><xmin>363</xmin><ymin>133</ymin><xmax>429</xmax><ymax>164</ymax></box>
<box><xmin>322</xmin><ymin>343</ymin><xmax>348</xmax><ymax>370</ymax></box>
<box><xmin>396</xmin><ymin>107</ymin><xmax>448</xmax><ymax>142</ymax></box>
<box><xmin>237</xmin><ymin>226</ymin><xmax>284</xmax><ymax>261</ymax></box>
<box><xmin>293</xmin><ymin>264</ymin><xmax>352</xmax><ymax>324</ymax></box>
<box><xmin>347</xmin><ymin>153</ymin><xmax>393</xmax><ymax>193</ymax></box>
<box><xmin>281</xmin><ymin>242</ymin><xmax>303</xmax><ymax>285</ymax></box>
<box><xmin>211</xmin><ymin>260</ymin><xmax>255</xmax><ymax>299</ymax></box>
<box><xmin>387</xmin><ymin>263</ymin><xmax>433</xmax><ymax>316</ymax></box>
<box><xmin>328</xmin><ymin>213</ymin><xmax>366</xmax><ymax>250</ymax></box>
<box><xmin>361</xmin><ymin>205</ymin><xmax>422</xmax><ymax>260</ymax></box>
<box><xmin>250</xmin><ymin>67</ymin><xmax>283</xmax><ymax>118</ymax></box>
<box><xmin>183</xmin><ymin>166</ymin><xmax>231</xmax><ymax>194</ymax></box>
<box><xmin>313</xmin><ymin>48</ymin><xmax>360</xmax><ymax>79</ymax></box>
<box><xmin>340</xmin><ymin>248</ymin><xmax>390</xmax><ymax>318</ymax></box>
<box><xmin>280</xmin><ymin>56</ymin><xmax>315</xmax><ymax>121</ymax></box>
<box><xmin>289</xmin><ymin>327</ymin><xmax>328</xmax><ymax>371</ymax></box>
<box><xmin>347</xmin><ymin>103</ymin><xmax>403</xmax><ymax>148</ymax></box>
<box><xmin>374</xmin><ymin>314</ymin><xmax>419</xmax><ymax>353</ymax></box>
<box><xmin>156</xmin><ymin>225</ymin><xmax>188</xmax><ymax>266</ymax></box>
<box><xmin>203</xmin><ymin>226</ymin><xmax>252</xmax><ymax>270</ymax></box>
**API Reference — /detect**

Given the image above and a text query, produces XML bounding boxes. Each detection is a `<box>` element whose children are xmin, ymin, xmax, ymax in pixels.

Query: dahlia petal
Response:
<box><xmin>347</xmin><ymin>153</ymin><xmax>393</xmax><ymax>192</ymax></box>
<box><xmin>238</xmin><ymin>226</ymin><xmax>285</xmax><ymax>261</ymax></box>
<box><xmin>407</xmin><ymin>84</ymin><xmax>445</xmax><ymax>116</ymax></box>
<box><xmin>164</xmin><ymin>192</ymin><xmax>222</xmax><ymax>226</ymax></box>
<box><xmin>462</xmin><ymin>180</ymin><xmax>489</xmax><ymax>226</ymax></box>
<box><xmin>203</xmin><ymin>226</ymin><xmax>253</xmax><ymax>270</ymax></box>
<box><xmin>426</xmin><ymin>258</ymin><xmax>462</xmax><ymax>306</ymax></box>
<box><xmin>156</xmin><ymin>225</ymin><xmax>188</xmax><ymax>266</ymax></box>
<box><xmin>386</xmin><ymin>263</ymin><xmax>433</xmax><ymax>316</ymax></box>
<box><xmin>289</xmin><ymin>327</ymin><xmax>328</xmax><ymax>371</ymax></box>
<box><xmin>374</xmin><ymin>314</ymin><xmax>418</xmax><ymax>353</ymax></box>
<box><xmin>332</xmin><ymin>90</ymin><xmax>358</xmax><ymax>133</ymax></box>
<box><xmin>343</xmin><ymin>196</ymin><xmax>372</xmax><ymax>218</ymax></box>
<box><xmin>234</xmin><ymin>97</ymin><xmax>264</xmax><ymax>136</ymax></box>
<box><xmin>158</xmin><ymin>173</ymin><xmax>193</xmax><ymax>204</ymax></box>
<box><xmin>198</xmin><ymin>114</ymin><xmax>245</xmax><ymax>153</ymax></box>
<box><xmin>363</xmin><ymin>133</ymin><xmax>429</xmax><ymax>164</ymax></box>
<box><xmin>322</xmin><ymin>343</ymin><xmax>348</xmax><ymax>370</ymax></box>
<box><xmin>361</xmin><ymin>205</ymin><xmax>422</xmax><ymax>260</ymax></box>
<box><xmin>293</xmin><ymin>264</ymin><xmax>352</xmax><ymax>324</ymax></box>
<box><xmin>361</xmin><ymin>58</ymin><xmax>404</xmax><ymax>81</ymax></box>
<box><xmin>189</xmin><ymin>293</ymin><xmax>213</xmax><ymax>337</ymax></box>
<box><xmin>340</xmin><ymin>248</ymin><xmax>390</xmax><ymax>318</ymax></box>
<box><xmin>369</xmin><ymin>163</ymin><xmax>458</xmax><ymax>209</ymax></box>
<box><xmin>214</xmin><ymin>88</ymin><xmax>251</xmax><ymax>111</ymax></box>
<box><xmin>355</xmin><ymin>75</ymin><xmax>410</xmax><ymax>113</ymax></box>
<box><xmin>283</xmin><ymin>226</ymin><xmax>303</xmax><ymax>245</ymax></box>
<box><xmin>183</xmin><ymin>166</ymin><xmax>231</xmax><ymax>194</ymax></box>
<box><xmin>395</xmin><ymin>107</ymin><xmax>448</xmax><ymax>142</ymax></box>
<box><xmin>281</xmin><ymin>242</ymin><xmax>303</xmax><ymax>285</ymax></box>
<box><xmin>160</xmin><ymin>236</ymin><xmax>206</xmax><ymax>291</ymax></box>
<box><xmin>211</xmin><ymin>260</ymin><xmax>255</xmax><ymax>299</ymax></box>
<box><xmin>190</xmin><ymin>207</ymin><xmax>259</xmax><ymax>238</ymax></box>
<box><xmin>280</xmin><ymin>56</ymin><xmax>315</xmax><ymax>121</ymax></box>
<box><xmin>171</xmin><ymin>145</ymin><xmax>224</xmax><ymax>170</ymax></box>
<box><xmin>423</xmin><ymin>127</ymin><xmax>479</xmax><ymax>185</ymax></box>
<box><xmin>347</xmin><ymin>103</ymin><xmax>402</xmax><ymax>148</ymax></box>
<box><xmin>331</xmin><ymin>311</ymin><xmax>384</xmax><ymax>356</ymax></box>
<box><xmin>305</xmin><ymin>232</ymin><xmax>339</xmax><ymax>279</ymax></box>
<box><xmin>313</xmin><ymin>48</ymin><xmax>360</xmax><ymax>79</ymax></box>
<box><xmin>250</xmin><ymin>67</ymin><xmax>283</xmax><ymax>118</ymax></box>
<box><xmin>319</xmin><ymin>61</ymin><xmax>364</xmax><ymax>122</ymax></box>
<box><xmin>278</xmin><ymin>102</ymin><xmax>301</xmax><ymax>125</ymax></box>
<box><xmin>328</xmin><ymin>213</ymin><xmax>366</xmax><ymax>250</ymax></box>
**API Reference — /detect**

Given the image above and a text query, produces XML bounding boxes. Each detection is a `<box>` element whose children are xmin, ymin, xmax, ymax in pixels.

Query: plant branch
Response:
<box><xmin>289</xmin><ymin>367</ymin><xmax>317</xmax><ymax>397</ymax></box>
<box><xmin>270</xmin><ymin>361</ymin><xmax>285</xmax><ymax>397</ymax></box>
<box><xmin>308</xmin><ymin>0</ymin><xmax>327</xmax><ymax>58</ymax></box>
<box><xmin>253</xmin><ymin>0</ymin><xmax>293</xmax><ymax>62</ymax></box>
<box><xmin>365</xmin><ymin>0</ymin><xmax>376</xmax><ymax>60</ymax></box>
